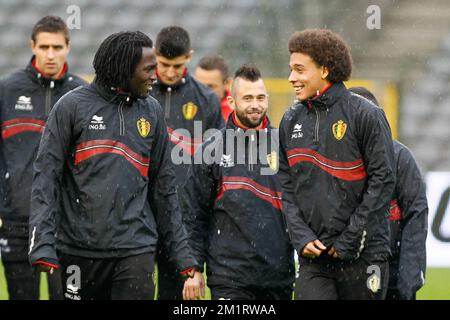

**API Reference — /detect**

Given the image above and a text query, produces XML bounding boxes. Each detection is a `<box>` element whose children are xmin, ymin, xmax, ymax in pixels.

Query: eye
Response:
<box><xmin>256</xmin><ymin>95</ymin><xmax>267</xmax><ymax>102</ymax></box>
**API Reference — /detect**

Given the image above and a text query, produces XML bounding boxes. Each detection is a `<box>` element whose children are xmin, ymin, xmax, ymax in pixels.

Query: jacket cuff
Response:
<box><xmin>32</xmin><ymin>258</ymin><xmax>60</xmax><ymax>269</ymax></box>
<box><xmin>180</xmin><ymin>265</ymin><xmax>200</xmax><ymax>276</ymax></box>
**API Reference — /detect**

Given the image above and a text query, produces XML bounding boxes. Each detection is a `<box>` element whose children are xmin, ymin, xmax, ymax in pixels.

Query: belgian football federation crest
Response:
<box><xmin>182</xmin><ymin>102</ymin><xmax>198</xmax><ymax>120</ymax></box>
<box><xmin>332</xmin><ymin>120</ymin><xmax>347</xmax><ymax>140</ymax></box>
<box><xmin>267</xmin><ymin>151</ymin><xmax>278</xmax><ymax>171</ymax></box>
<box><xmin>137</xmin><ymin>117</ymin><xmax>151</xmax><ymax>138</ymax></box>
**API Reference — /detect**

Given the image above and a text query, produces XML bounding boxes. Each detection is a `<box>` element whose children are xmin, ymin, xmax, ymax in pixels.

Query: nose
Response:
<box><xmin>150</xmin><ymin>71</ymin><xmax>157</xmax><ymax>82</ymax></box>
<box><xmin>166</xmin><ymin>67</ymin><xmax>176</xmax><ymax>78</ymax></box>
<box><xmin>47</xmin><ymin>48</ymin><xmax>55</xmax><ymax>60</ymax></box>
<box><xmin>288</xmin><ymin>70</ymin><xmax>296</xmax><ymax>83</ymax></box>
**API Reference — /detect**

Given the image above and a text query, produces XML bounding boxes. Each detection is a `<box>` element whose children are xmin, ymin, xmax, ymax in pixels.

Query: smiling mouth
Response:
<box><xmin>293</xmin><ymin>84</ymin><xmax>305</xmax><ymax>94</ymax></box>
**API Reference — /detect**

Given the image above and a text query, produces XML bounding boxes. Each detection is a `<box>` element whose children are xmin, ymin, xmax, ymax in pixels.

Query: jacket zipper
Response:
<box><xmin>165</xmin><ymin>87</ymin><xmax>172</xmax><ymax>121</ymax></box>
<box><xmin>249</xmin><ymin>133</ymin><xmax>255</xmax><ymax>171</ymax></box>
<box><xmin>118</xmin><ymin>101</ymin><xmax>125</xmax><ymax>136</ymax></box>
<box><xmin>314</xmin><ymin>107</ymin><xmax>320</xmax><ymax>143</ymax></box>
<box><xmin>45</xmin><ymin>81</ymin><xmax>54</xmax><ymax>115</ymax></box>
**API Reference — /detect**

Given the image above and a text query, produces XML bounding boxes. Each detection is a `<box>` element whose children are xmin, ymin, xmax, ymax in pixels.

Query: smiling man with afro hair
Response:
<box><xmin>278</xmin><ymin>29</ymin><xmax>396</xmax><ymax>300</ymax></box>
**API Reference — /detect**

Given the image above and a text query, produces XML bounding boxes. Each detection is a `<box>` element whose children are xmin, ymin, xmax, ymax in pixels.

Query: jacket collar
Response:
<box><xmin>26</xmin><ymin>55</ymin><xmax>70</xmax><ymax>87</ymax></box>
<box><xmin>301</xmin><ymin>82</ymin><xmax>349</xmax><ymax>110</ymax></box>
<box><xmin>90</xmin><ymin>80</ymin><xmax>138</xmax><ymax>106</ymax></box>
<box><xmin>154</xmin><ymin>68</ymin><xmax>189</xmax><ymax>92</ymax></box>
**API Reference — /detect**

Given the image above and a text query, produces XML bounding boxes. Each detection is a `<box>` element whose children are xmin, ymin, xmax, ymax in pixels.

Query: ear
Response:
<box><xmin>30</xmin><ymin>39</ymin><xmax>36</xmax><ymax>52</ymax></box>
<box><xmin>186</xmin><ymin>49</ymin><xmax>194</xmax><ymax>63</ymax></box>
<box><xmin>321</xmin><ymin>66</ymin><xmax>329</xmax><ymax>80</ymax></box>
<box><xmin>227</xmin><ymin>95</ymin><xmax>235</xmax><ymax>109</ymax></box>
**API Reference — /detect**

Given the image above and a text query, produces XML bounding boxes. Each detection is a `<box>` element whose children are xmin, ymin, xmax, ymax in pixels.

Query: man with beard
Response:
<box><xmin>28</xmin><ymin>31</ymin><xmax>202</xmax><ymax>300</ymax></box>
<box><xmin>181</xmin><ymin>65</ymin><xmax>295</xmax><ymax>300</ymax></box>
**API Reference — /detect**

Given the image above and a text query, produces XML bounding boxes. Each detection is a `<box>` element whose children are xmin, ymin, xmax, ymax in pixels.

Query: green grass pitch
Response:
<box><xmin>0</xmin><ymin>261</ymin><xmax>449</xmax><ymax>300</ymax></box>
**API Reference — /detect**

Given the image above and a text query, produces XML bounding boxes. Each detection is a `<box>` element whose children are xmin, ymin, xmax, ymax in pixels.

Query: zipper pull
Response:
<box><xmin>165</xmin><ymin>87</ymin><xmax>172</xmax><ymax>120</ymax></box>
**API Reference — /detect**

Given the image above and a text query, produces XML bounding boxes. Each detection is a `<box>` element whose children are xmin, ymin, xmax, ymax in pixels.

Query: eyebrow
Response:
<box><xmin>38</xmin><ymin>44</ymin><xmax>64</xmax><ymax>48</ymax></box>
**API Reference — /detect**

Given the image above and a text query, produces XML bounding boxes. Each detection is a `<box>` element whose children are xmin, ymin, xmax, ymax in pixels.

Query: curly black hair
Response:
<box><xmin>93</xmin><ymin>31</ymin><xmax>152</xmax><ymax>90</ymax></box>
<box><xmin>288</xmin><ymin>29</ymin><xmax>352</xmax><ymax>83</ymax></box>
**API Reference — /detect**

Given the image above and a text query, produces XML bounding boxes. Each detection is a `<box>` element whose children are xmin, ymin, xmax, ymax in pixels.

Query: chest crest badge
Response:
<box><xmin>182</xmin><ymin>101</ymin><xmax>198</xmax><ymax>120</ymax></box>
<box><xmin>137</xmin><ymin>117</ymin><xmax>151</xmax><ymax>138</ymax></box>
<box><xmin>332</xmin><ymin>120</ymin><xmax>347</xmax><ymax>141</ymax></box>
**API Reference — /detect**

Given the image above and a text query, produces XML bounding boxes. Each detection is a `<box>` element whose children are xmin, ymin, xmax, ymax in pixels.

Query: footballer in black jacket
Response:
<box><xmin>28</xmin><ymin>31</ymin><xmax>202</xmax><ymax>300</ymax></box>
<box><xmin>182</xmin><ymin>65</ymin><xmax>295</xmax><ymax>300</ymax></box>
<box><xmin>0</xmin><ymin>16</ymin><xmax>86</xmax><ymax>300</ymax></box>
<box><xmin>279</xmin><ymin>29</ymin><xmax>396</xmax><ymax>300</ymax></box>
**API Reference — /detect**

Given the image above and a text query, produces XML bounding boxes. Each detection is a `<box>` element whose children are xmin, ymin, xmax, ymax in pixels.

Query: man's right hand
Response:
<box><xmin>35</xmin><ymin>263</ymin><xmax>54</xmax><ymax>274</ymax></box>
<box><xmin>301</xmin><ymin>239</ymin><xmax>327</xmax><ymax>258</ymax></box>
<box><xmin>32</xmin><ymin>260</ymin><xmax>59</xmax><ymax>274</ymax></box>
<box><xmin>183</xmin><ymin>271</ymin><xmax>205</xmax><ymax>300</ymax></box>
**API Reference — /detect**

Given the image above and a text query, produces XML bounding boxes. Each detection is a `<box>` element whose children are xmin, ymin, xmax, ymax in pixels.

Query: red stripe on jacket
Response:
<box><xmin>1</xmin><ymin>118</ymin><xmax>46</xmax><ymax>139</ymax></box>
<box><xmin>216</xmin><ymin>176</ymin><xmax>282</xmax><ymax>210</ymax></box>
<box><xmin>167</xmin><ymin>127</ymin><xmax>203</xmax><ymax>156</ymax></box>
<box><xmin>287</xmin><ymin>148</ymin><xmax>367</xmax><ymax>181</ymax></box>
<box><xmin>389</xmin><ymin>199</ymin><xmax>402</xmax><ymax>221</ymax></box>
<box><xmin>75</xmin><ymin>139</ymin><xmax>150</xmax><ymax>176</ymax></box>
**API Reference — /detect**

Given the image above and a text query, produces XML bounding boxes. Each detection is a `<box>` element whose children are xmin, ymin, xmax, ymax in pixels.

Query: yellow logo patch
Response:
<box><xmin>137</xmin><ymin>118</ymin><xmax>151</xmax><ymax>138</ymax></box>
<box><xmin>182</xmin><ymin>102</ymin><xmax>198</xmax><ymax>120</ymax></box>
<box><xmin>267</xmin><ymin>151</ymin><xmax>278</xmax><ymax>172</ymax></box>
<box><xmin>332</xmin><ymin>120</ymin><xmax>347</xmax><ymax>140</ymax></box>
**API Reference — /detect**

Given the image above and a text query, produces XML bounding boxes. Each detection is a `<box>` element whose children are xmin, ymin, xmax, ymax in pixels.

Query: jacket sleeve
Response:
<box><xmin>0</xmin><ymin>81</ymin><xmax>7</xmax><ymax>217</ymax></box>
<box><xmin>147</xmin><ymin>102</ymin><xmax>199</xmax><ymax>272</ymax></box>
<box><xmin>395</xmin><ymin>144</ymin><xmax>428</xmax><ymax>299</ymax></box>
<box><xmin>28</xmin><ymin>96</ymin><xmax>74</xmax><ymax>267</ymax></box>
<box><xmin>278</xmin><ymin>114</ymin><xmax>318</xmax><ymax>254</ymax></box>
<box><xmin>179</xmin><ymin>138</ymin><xmax>219</xmax><ymax>271</ymax></box>
<box><xmin>333</xmin><ymin>107</ymin><xmax>396</xmax><ymax>260</ymax></box>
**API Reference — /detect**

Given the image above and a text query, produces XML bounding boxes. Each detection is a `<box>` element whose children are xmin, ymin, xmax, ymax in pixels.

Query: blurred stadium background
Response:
<box><xmin>0</xmin><ymin>0</ymin><xmax>449</xmax><ymax>299</ymax></box>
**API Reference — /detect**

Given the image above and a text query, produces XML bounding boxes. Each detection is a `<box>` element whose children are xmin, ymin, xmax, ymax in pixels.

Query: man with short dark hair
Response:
<box><xmin>151</xmin><ymin>25</ymin><xmax>224</xmax><ymax>300</ymax></box>
<box><xmin>182</xmin><ymin>64</ymin><xmax>294</xmax><ymax>300</ymax></box>
<box><xmin>27</xmin><ymin>31</ymin><xmax>202</xmax><ymax>300</ymax></box>
<box><xmin>195</xmin><ymin>54</ymin><xmax>233</xmax><ymax>122</ymax></box>
<box><xmin>180</xmin><ymin>65</ymin><xmax>294</xmax><ymax>300</ymax></box>
<box><xmin>348</xmin><ymin>87</ymin><xmax>428</xmax><ymax>300</ymax></box>
<box><xmin>278</xmin><ymin>29</ymin><xmax>396</xmax><ymax>299</ymax></box>
<box><xmin>0</xmin><ymin>15</ymin><xmax>86</xmax><ymax>300</ymax></box>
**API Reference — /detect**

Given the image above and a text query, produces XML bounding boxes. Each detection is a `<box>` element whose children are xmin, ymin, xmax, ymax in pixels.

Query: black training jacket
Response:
<box><xmin>28</xmin><ymin>81</ymin><xmax>197</xmax><ymax>272</ymax></box>
<box><xmin>388</xmin><ymin>140</ymin><xmax>428</xmax><ymax>299</ymax></box>
<box><xmin>278</xmin><ymin>82</ymin><xmax>396</xmax><ymax>263</ymax></box>
<box><xmin>150</xmin><ymin>71</ymin><xmax>224</xmax><ymax>183</ymax></box>
<box><xmin>0</xmin><ymin>57</ymin><xmax>85</xmax><ymax>228</ymax></box>
<box><xmin>181</xmin><ymin>113</ymin><xmax>295</xmax><ymax>289</ymax></box>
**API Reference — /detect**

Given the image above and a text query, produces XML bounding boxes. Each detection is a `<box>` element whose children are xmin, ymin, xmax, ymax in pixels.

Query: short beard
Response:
<box><xmin>235</xmin><ymin>108</ymin><xmax>266</xmax><ymax>128</ymax></box>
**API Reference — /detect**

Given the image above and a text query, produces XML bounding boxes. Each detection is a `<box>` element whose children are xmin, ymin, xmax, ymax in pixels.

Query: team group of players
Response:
<box><xmin>0</xmin><ymin>15</ymin><xmax>428</xmax><ymax>300</ymax></box>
